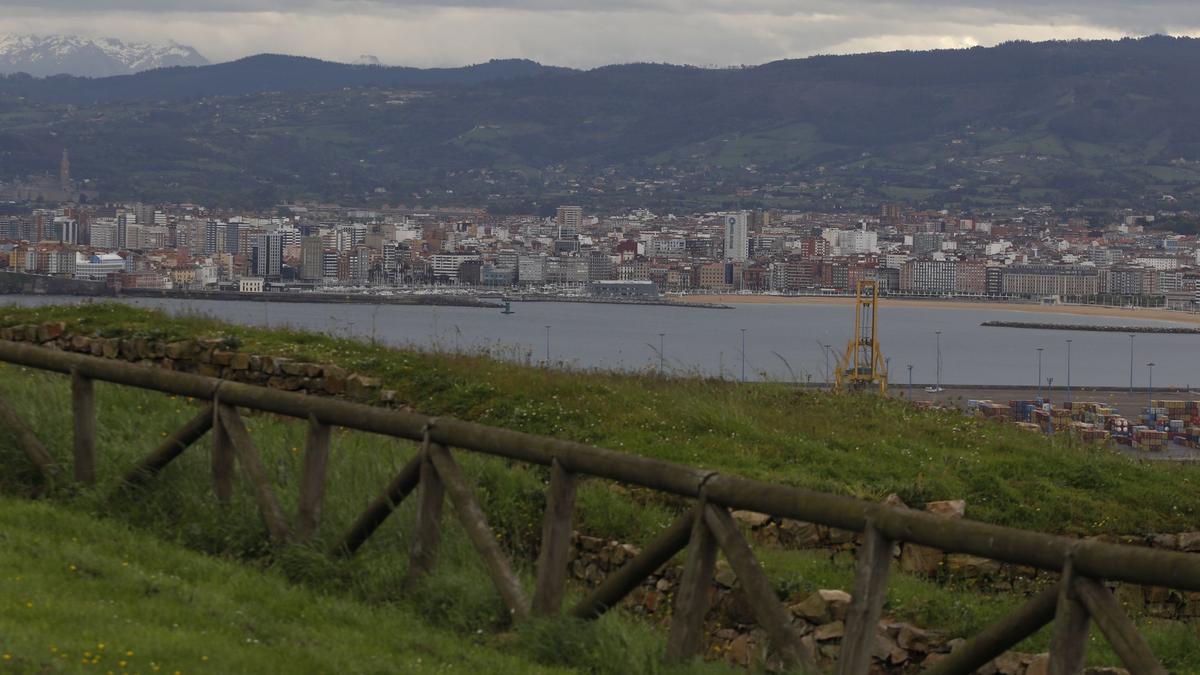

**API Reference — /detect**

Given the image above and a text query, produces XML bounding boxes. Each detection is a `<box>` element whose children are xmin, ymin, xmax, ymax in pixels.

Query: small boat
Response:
<box><xmin>501</xmin><ymin>300</ymin><xmax>515</xmax><ymax>315</ymax></box>
<box><xmin>924</xmin><ymin>386</ymin><xmax>944</xmax><ymax>393</ymax></box>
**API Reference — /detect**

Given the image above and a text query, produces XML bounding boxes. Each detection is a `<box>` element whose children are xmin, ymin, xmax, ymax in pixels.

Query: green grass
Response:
<box><xmin>4</xmin><ymin>303</ymin><xmax>1200</xmax><ymax>537</ymax></box>
<box><xmin>0</xmin><ymin>497</ymin><xmax>564</xmax><ymax>675</ymax></box>
<box><xmin>1</xmin><ymin>304</ymin><xmax>1200</xmax><ymax>670</ymax></box>
<box><xmin>0</xmin><ymin>364</ymin><xmax>728</xmax><ymax>675</ymax></box>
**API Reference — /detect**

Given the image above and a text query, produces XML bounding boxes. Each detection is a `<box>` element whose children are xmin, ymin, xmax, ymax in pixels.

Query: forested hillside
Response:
<box><xmin>3</xmin><ymin>36</ymin><xmax>1200</xmax><ymax>209</ymax></box>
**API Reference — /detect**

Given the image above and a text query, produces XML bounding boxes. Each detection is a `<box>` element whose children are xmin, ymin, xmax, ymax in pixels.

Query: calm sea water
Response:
<box><xmin>2</xmin><ymin>295</ymin><xmax>1198</xmax><ymax>388</ymax></box>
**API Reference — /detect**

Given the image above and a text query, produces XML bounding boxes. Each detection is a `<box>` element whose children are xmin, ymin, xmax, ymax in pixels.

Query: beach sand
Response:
<box><xmin>675</xmin><ymin>295</ymin><xmax>1200</xmax><ymax>324</ymax></box>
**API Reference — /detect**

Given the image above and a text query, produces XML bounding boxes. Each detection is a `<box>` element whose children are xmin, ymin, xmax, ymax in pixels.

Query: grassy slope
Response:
<box><xmin>0</xmin><ymin>304</ymin><xmax>1199</xmax><ymax>670</ymax></box>
<box><xmin>4</xmin><ymin>303</ymin><xmax>1199</xmax><ymax>536</ymax></box>
<box><xmin>0</xmin><ymin>498</ymin><xmax>563</xmax><ymax>675</ymax></box>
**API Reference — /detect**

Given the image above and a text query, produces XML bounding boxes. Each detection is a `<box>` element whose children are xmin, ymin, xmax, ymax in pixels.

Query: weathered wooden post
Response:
<box><xmin>837</xmin><ymin>520</ymin><xmax>893</xmax><ymax>675</ymax></box>
<box><xmin>333</xmin><ymin>452</ymin><xmax>422</xmax><ymax>557</ymax></box>
<box><xmin>665</xmin><ymin>504</ymin><xmax>717</xmax><ymax>663</ymax></box>
<box><xmin>1048</xmin><ymin>557</ymin><xmax>1091</xmax><ymax>675</ymax></box>
<box><xmin>408</xmin><ymin>440</ymin><xmax>444</xmax><ymax>578</ymax></box>
<box><xmin>923</xmin><ymin>584</ymin><xmax>1060</xmax><ymax>675</ymax></box>
<box><xmin>122</xmin><ymin>404</ymin><xmax>214</xmax><ymax>487</ymax></box>
<box><xmin>296</xmin><ymin>414</ymin><xmax>332</xmax><ymax>540</ymax></box>
<box><xmin>71</xmin><ymin>368</ymin><xmax>96</xmax><ymax>485</ymax></box>
<box><xmin>428</xmin><ymin>444</ymin><xmax>531</xmax><ymax>621</ymax></box>
<box><xmin>571</xmin><ymin>512</ymin><xmax>693</xmax><ymax>620</ymax></box>
<box><xmin>218</xmin><ymin>404</ymin><xmax>291</xmax><ymax>543</ymax></box>
<box><xmin>704</xmin><ymin>505</ymin><xmax>815</xmax><ymax>671</ymax></box>
<box><xmin>1072</xmin><ymin>577</ymin><xmax>1165</xmax><ymax>674</ymax></box>
<box><xmin>211</xmin><ymin>399</ymin><xmax>234</xmax><ymax>504</ymax></box>
<box><xmin>533</xmin><ymin>458</ymin><xmax>576</xmax><ymax>615</ymax></box>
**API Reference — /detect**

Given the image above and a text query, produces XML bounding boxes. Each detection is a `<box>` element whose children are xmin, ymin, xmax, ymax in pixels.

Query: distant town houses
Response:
<box><xmin>0</xmin><ymin>200</ymin><xmax>1197</xmax><ymax>309</ymax></box>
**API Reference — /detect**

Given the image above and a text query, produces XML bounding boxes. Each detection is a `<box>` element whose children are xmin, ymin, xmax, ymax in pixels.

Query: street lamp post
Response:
<box><xmin>934</xmin><ymin>330</ymin><xmax>942</xmax><ymax>390</ymax></box>
<box><xmin>1148</xmin><ymin>361</ymin><xmax>1156</xmax><ymax>416</ymax></box>
<box><xmin>1065</xmin><ymin>339</ymin><xmax>1072</xmax><ymax>403</ymax></box>
<box><xmin>1036</xmin><ymin>347</ymin><xmax>1044</xmax><ymax>400</ymax></box>
<box><xmin>658</xmin><ymin>333</ymin><xmax>665</xmax><ymax>375</ymax></box>
<box><xmin>1046</xmin><ymin>376</ymin><xmax>1055</xmax><ymax>434</ymax></box>
<box><xmin>740</xmin><ymin>328</ymin><xmax>747</xmax><ymax>382</ymax></box>
<box><xmin>1129</xmin><ymin>334</ymin><xmax>1135</xmax><ymax>394</ymax></box>
<box><xmin>544</xmin><ymin>325</ymin><xmax>551</xmax><ymax>364</ymax></box>
<box><xmin>907</xmin><ymin>364</ymin><xmax>913</xmax><ymax>400</ymax></box>
<box><xmin>820</xmin><ymin>343</ymin><xmax>832</xmax><ymax>387</ymax></box>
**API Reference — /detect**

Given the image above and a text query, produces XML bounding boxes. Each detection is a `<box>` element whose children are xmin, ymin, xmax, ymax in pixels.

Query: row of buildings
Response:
<box><xmin>0</xmin><ymin>202</ymin><xmax>1198</xmax><ymax>307</ymax></box>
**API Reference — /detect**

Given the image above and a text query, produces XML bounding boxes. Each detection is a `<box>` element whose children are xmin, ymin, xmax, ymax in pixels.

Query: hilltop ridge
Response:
<box><xmin>5</xmin><ymin>36</ymin><xmax>1200</xmax><ymax>208</ymax></box>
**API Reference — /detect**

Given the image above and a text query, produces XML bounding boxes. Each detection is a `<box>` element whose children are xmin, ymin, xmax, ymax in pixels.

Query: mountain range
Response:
<box><xmin>0</xmin><ymin>34</ymin><xmax>209</xmax><ymax>77</ymax></box>
<box><xmin>4</xmin><ymin>35</ymin><xmax>1200</xmax><ymax>212</ymax></box>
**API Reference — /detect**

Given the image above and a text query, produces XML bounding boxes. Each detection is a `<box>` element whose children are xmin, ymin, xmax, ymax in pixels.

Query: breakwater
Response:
<box><xmin>982</xmin><ymin>320</ymin><xmax>1200</xmax><ymax>334</ymax></box>
<box><xmin>120</xmin><ymin>288</ymin><xmax>501</xmax><ymax>308</ymax></box>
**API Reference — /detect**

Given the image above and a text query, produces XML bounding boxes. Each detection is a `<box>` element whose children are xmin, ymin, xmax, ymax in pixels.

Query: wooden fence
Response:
<box><xmin>0</xmin><ymin>338</ymin><xmax>1191</xmax><ymax>674</ymax></box>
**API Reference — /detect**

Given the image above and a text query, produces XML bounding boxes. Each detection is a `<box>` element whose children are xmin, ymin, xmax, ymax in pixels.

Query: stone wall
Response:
<box><xmin>0</xmin><ymin>322</ymin><xmax>395</xmax><ymax>405</ymax></box>
<box><xmin>566</xmin><ymin>532</ymin><xmax>1128</xmax><ymax>674</ymax></box>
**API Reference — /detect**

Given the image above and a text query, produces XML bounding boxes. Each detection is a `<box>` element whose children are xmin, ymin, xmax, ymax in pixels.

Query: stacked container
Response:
<box><xmin>1134</xmin><ymin>427</ymin><xmax>1169</xmax><ymax>451</ymax></box>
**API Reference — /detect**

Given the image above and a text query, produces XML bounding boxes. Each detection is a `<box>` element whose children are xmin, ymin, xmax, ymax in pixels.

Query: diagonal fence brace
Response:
<box><xmin>218</xmin><ymin>404</ymin><xmax>292</xmax><ymax>543</ymax></box>
<box><xmin>428</xmin><ymin>443</ymin><xmax>531</xmax><ymax>621</ymax></box>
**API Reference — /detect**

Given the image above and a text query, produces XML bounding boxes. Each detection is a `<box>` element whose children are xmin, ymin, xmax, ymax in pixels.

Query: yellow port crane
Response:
<box><xmin>835</xmin><ymin>280</ymin><xmax>888</xmax><ymax>394</ymax></box>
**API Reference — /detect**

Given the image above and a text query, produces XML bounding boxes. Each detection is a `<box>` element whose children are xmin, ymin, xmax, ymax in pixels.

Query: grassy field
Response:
<box><xmin>0</xmin><ymin>303</ymin><xmax>1199</xmax><ymax>670</ymax></box>
<box><xmin>4</xmin><ymin>303</ymin><xmax>1200</xmax><ymax>536</ymax></box>
<box><xmin>0</xmin><ymin>498</ymin><xmax>568</xmax><ymax>675</ymax></box>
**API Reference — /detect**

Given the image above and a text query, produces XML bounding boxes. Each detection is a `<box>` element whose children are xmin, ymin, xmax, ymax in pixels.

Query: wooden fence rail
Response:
<box><xmin>0</xmin><ymin>339</ymin><xmax>1189</xmax><ymax>673</ymax></box>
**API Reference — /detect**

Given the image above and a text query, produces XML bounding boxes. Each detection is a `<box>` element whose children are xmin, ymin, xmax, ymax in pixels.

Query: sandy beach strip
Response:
<box><xmin>673</xmin><ymin>294</ymin><xmax>1200</xmax><ymax>324</ymax></box>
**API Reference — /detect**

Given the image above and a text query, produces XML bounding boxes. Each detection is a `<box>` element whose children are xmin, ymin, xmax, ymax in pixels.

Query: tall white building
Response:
<box><xmin>556</xmin><ymin>206</ymin><xmax>583</xmax><ymax>238</ymax></box>
<box><xmin>89</xmin><ymin>218</ymin><xmax>120</xmax><ymax>249</ymax></box>
<box><xmin>837</xmin><ymin>228</ymin><xmax>879</xmax><ymax>255</ymax></box>
<box><xmin>723</xmin><ymin>211</ymin><xmax>749</xmax><ymax>262</ymax></box>
<box><xmin>431</xmin><ymin>253</ymin><xmax>480</xmax><ymax>282</ymax></box>
<box><xmin>518</xmin><ymin>254</ymin><xmax>547</xmax><ymax>284</ymax></box>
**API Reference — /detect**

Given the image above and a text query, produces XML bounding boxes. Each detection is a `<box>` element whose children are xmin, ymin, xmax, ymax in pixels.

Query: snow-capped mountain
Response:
<box><xmin>0</xmin><ymin>34</ymin><xmax>209</xmax><ymax>77</ymax></box>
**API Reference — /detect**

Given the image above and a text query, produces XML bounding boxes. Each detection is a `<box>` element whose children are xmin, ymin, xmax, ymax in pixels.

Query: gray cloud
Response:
<box><xmin>0</xmin><ymin>1</ymin><xmax>1193</xmax><ymax>68</ymax></box>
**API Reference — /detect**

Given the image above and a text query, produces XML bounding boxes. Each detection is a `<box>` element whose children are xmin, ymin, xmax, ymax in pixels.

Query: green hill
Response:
<box><xmin>7</xmin><ymin>36</ymin><xmax>1200</xmax><ymax>208</ymax></box>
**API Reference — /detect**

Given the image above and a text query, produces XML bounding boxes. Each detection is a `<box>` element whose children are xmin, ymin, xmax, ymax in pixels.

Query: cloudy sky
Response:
<box><xmin>0</xmin><ymin>1</ymin><xmax>1194</xmax><ymax>68</ymax></box>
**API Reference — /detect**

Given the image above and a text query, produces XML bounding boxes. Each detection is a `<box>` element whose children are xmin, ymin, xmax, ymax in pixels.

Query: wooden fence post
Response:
<box><xmin>408</xmin><ymin>440</ymin><xmax>444</xmax><ymax>579</ymax></box>
<box><xmin>533</xmin><ymin>458</ymin><xmax>576</xmax><ymax>615</ymax></box>
<box><xmin>837</xmin><ymin>520</ymin><xmax>893</xmax><ymax>675</ymax></box>
<box><xmin>296</xmin><ymin>414</ymin><xmax>332</xmax><ymax>540</ymax></box>
<box><xmin>665</xmin><ymin>504</ymin><xmax>717</xmax><ymax>664</ymax></box>
<box><xmin>211</xmin><ymin>399</ymin><xmax>234</xmax><ymax>505</ymax></box>
<box><xmin>1048</xmin><ymin>557</ymin><xmax>1091</xmax><ymax>675</ymax></box>
<box><xmin>71</xmin><ymin>369</ymin><xmax>96</xmax><ymax>485</ymax></box>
